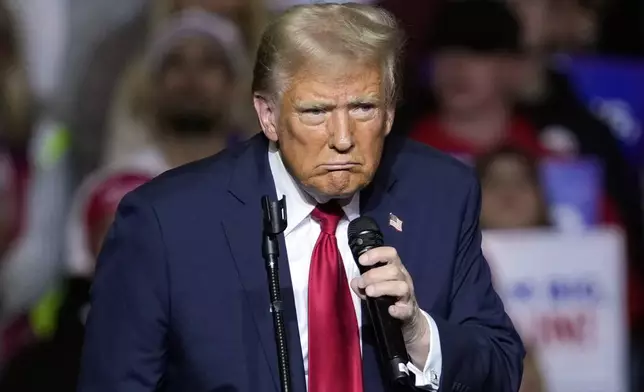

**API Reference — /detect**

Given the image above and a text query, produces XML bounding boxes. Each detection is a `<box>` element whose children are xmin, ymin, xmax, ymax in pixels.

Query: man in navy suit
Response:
<box><xmin>79</xmin><ymin>3</ymin><xmax>524</xmax><ymax>392</ymax></box>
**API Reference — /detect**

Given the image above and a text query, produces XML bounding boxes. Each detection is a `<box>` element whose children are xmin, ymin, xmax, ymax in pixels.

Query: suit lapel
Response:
<box><xmin>221</xmin><ymin>135</ymin><xmax>306</xmax><ymax>392</ymax></box>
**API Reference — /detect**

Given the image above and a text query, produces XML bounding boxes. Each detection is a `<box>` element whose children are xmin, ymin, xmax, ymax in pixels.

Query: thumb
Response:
<box><xmin>350</xmin><ymin>277</ymin><xmax>367</xmax><ymax>299</ymax></box>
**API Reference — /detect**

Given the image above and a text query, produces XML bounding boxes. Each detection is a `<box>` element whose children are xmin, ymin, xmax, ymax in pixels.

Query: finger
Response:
<box><xmin>360</xmin><ymin>264</ymin><xmax>405</xmax><ymax>287</ymax></box>
<box><xmin>350</xmin><ymin>277</ymin><xmax>367</xmax><ymax>300</ymax></box>
<box><xmin>365</xmin><ymin>280</ymin><xmax>410</xmax><ymax>299</ymax></box>
<box><xmin>388</xmin><ymin>302</ymin><xmax>415</xmax><ymax>322</ymax></box>
<box><xmin>358</xmin><ymin>246</ymin><xmax>400</xmax><ymax>267</ymax></box>
<box><xmin>398</xmin><ymin>265</ymin><xmax>414</xmax><ymax>291</ymax></box>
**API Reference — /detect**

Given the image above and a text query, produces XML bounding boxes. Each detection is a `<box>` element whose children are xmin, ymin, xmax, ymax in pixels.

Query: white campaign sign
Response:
<box><xmin>483</xmin><ymin>228</ymin><xmax>628</xmax><ymax>392</ymax></box>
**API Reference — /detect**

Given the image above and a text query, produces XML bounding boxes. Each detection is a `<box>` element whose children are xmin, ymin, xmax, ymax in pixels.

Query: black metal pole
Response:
<box><xmin>261</xmin><ymin>196</ymin><xmax>291</xmax><ymax>392</ymax></box>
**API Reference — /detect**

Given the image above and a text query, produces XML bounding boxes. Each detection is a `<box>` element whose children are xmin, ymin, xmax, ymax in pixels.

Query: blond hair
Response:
<box><xmin>252</xmin><ymin>3</ymin><xmax>404</xmax><ymax>106</ymax></box>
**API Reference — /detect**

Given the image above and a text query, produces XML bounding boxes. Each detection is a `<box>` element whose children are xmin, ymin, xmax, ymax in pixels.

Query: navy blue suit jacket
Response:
<box><xmin>78</xmin><ymin>134</ymin><xmax>524</xmax><ymax>392</ymax></box>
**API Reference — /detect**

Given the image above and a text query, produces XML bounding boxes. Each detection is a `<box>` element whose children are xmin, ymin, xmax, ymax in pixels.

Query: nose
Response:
<box><xmin>328</xmin><ymin>109</ymin><xmax>354</xmax><ymax>152</ymax></box>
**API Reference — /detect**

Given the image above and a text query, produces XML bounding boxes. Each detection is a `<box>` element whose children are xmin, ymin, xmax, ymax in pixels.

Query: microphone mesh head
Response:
<box><xmin>348</xmin><ymin>216</ymin><xmax>380</xmax><ymax>241</ymax></box>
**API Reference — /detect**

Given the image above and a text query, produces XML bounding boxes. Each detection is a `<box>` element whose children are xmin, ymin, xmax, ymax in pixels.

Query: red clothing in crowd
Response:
<box><xmin>410</xmin><ymin>115</ymin><xmax>546</xmax><ymax>159</ymax></box>
<box><xmin>409</xmin><ymin>114</ymin><xmax>621</xmax><ymax>226</ymax></box>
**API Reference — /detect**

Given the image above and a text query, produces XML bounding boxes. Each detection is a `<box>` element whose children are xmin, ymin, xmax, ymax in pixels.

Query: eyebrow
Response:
<box><xmin>347</xmin><ymin>95</ymin><xmax>381</xmax><ymax>106</ymax></box>
<box><xmin>293</xmin><ymin>95</ymin><xmax>381</xmax><ymax>111</ymax></box>
<box><xmin>293</xmin><ymin>100</ymin><xmax>335</xmax><ymax>111</ymax></box>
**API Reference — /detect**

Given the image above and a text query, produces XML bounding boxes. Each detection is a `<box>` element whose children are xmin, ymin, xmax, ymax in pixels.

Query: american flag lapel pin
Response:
<box><xmin>388</xmin><ymin>213</ymin><xmax>403</xmax><ymax>232</ymax></box>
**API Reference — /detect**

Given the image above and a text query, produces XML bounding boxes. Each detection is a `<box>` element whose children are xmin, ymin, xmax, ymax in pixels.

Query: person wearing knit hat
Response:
<box><xmin>141</xmin><ymin>8</ymin><xmax>248</xmax><ymax>157</ymax></box>
<box><xmin>65</xmin><ymin>9</ymin><xmax>249</xmax><ymax>279</ymax></box>
<box><xmin>410</xmin><ymin>0</ymin><xmax>545</xmax><ymax>162</ymax></box>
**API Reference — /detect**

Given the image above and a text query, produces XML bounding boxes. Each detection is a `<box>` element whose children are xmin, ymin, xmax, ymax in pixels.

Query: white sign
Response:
<box><xmin>483</xmin><ymin>228</ymin><xmax>628</xmax><ymax>392</ymax></box>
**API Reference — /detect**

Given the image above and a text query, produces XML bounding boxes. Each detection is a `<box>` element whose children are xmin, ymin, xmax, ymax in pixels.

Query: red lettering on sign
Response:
<box><xmin>517</xmin><ymin>312</ymin><xmax>596</xmax><ymax>346</ymax></box>
<box><xmin>541</xmin><ymin>313</ymin><xmax>587</xmax><ymax>344</ymax></box>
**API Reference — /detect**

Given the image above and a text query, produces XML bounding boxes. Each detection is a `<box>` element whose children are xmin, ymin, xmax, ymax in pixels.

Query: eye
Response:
<box><xmin>355</xmin><ymin>103</ymin><xmax>376</xmax><ymax>111</ymax></box>
<box><xmin>299</xmin><ymin>108</ymin><xmax>327</xmax><ymax>125</ymax></box>
<box><xmin>303</xmin><ymin>108</ymin><xmax>326</xmax><ymax>116</ymax></box>
<box><xmin>351</xmin><ymin>103</ymin><xmax>377</xmax><ymax>118</ymax></box>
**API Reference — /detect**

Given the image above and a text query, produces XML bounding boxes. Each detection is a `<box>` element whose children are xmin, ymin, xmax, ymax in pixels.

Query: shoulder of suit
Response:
<box><xmin>126</xmin><ymin>142</ymin><xmax>247</xmax><ymax>206</ymax></box>
<box><xmin>392</xmin><ymin>135</ymin><xmax>478</xmax><ymax>188</ymax></box>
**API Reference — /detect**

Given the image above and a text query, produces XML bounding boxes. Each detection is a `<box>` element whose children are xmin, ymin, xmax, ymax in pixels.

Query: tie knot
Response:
<box><xmin>312</xmin><ymin>202</ymin><xmax>344</xmax><ymax>234</ymax></box>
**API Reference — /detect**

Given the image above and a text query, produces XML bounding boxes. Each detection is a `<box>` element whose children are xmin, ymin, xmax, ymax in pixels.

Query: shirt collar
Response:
<box><xmin>268</xmin><ymin>142</ymin><xmax>360</xmax><ymax>236</ymax></box>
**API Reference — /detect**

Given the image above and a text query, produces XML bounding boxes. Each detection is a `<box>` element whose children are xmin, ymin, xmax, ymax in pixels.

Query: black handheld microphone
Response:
<box><xmin>348</xmin><ymin>216</ymin><xmax>411</xmax><ymax>385</ymax></box>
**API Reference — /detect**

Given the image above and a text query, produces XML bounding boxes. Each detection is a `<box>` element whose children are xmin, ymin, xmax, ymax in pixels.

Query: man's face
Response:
<box><xmin>154</xmin><ymin>35</ymin><xmax>232</xmax><ymax>135</ymax></box>
<box><xmin>433</xmin><ymin>51</ymin><xmax>513</xmax><ymax>115</ymax></box>
<box><xmin>256</xmin><ymin>64</ymin><xmax>393</xmax><ymax>199</ymax></box>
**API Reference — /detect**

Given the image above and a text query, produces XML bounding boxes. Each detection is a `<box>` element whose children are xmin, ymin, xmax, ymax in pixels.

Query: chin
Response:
<box><xmin>321</xmin><ymin>187</ymin><xmax>359</xmax><ymax>199</ymax></box>
<box><xmin>312</xmin><ymin>173</ymin><xmax>368</xmax><ymax>199</ymax></box>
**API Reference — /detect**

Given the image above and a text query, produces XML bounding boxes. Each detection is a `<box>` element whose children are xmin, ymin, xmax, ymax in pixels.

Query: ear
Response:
<box><xmin>253</xmin><ymin>94</ymin><xmax>279</xmax><ymax>142</ymax></box>
<box><xmin>384</xmin><ymin>107</ymin><xmax>395</xmax><ymax>136</ymax></box>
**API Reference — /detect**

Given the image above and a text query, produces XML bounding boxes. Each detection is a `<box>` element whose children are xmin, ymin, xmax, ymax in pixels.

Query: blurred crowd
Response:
<box><xmin>0</xmin><ymin>0</ymin><xmax>642</xmax><ymax>391</ymax></box>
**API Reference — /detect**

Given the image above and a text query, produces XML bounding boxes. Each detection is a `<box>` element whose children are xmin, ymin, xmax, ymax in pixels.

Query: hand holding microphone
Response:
<box><xmin>348</xmin><ymin>217</ymin><xmax>430</xmax><ymax>382</ymax></box>
<box><xmin>351</xmin><ymin>246</ymin><xmax>429</xmax><ymax>341</ymax></box>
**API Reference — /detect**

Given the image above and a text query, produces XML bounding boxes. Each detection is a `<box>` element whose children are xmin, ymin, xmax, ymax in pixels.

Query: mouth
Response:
<box><xmin>319</xmin><ymin>163</ymin><xmax>359</xmax><ymax>171</ymax></box>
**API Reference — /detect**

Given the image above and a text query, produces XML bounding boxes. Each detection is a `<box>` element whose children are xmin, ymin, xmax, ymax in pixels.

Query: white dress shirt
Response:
<box><xmin>268</xmin><ymin>144</ymin><xmax>442</xmax><ymax>390</ymax></box>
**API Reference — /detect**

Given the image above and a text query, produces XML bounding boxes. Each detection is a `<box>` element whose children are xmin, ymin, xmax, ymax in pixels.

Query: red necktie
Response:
<box><xmin>308</xmin><ymin>202</ymin><xmax>363</xmax><ymax>392</ymax></box>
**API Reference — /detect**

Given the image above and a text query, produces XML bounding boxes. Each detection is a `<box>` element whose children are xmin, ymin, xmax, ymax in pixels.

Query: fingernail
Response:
<box><xmin>365</xmin><ymin>285</ymin><xmax>374</xmax><ymax>296</ymax></box>
<box><xmin>356</xmin><ymin>277</ymin><xmax>365</xmax><ymax>289</ymax></box>
<box><xmin>359</xmin><ymin>254</ymin><xmax>369</xmax><ymax>265</ymax></box>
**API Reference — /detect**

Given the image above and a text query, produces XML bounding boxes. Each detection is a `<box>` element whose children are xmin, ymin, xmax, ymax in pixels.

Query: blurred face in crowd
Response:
<box><xmin>433</xmin><ymin>51</ymin><xmax>516</xmax><ymax>115</ymax></box>
<box><xmin>480</xmin><ymin>153</ymin><xmax>546</xmax><ymax>229</ymax></box>
<box><xmin>173</xmin><ymin>0</ymin><xmax>244</xmax><ymax>19</ymax></box>
<box><xmin>154</xmin><ymin>35</ymin><xmax>233</xmax><ymax>137</ymax></box>
<box><xmin>256</xmin><ymin>64</ymin><xmax>393</xmax><ymax>198</ymax></box>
